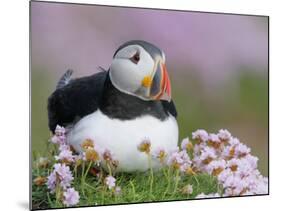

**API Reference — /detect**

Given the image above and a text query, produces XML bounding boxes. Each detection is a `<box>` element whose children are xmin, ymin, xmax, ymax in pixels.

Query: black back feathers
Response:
<box><xmin>48</xmin><ymin>71</ymin><xmax>107</xmax><ymax>132</ymax></box>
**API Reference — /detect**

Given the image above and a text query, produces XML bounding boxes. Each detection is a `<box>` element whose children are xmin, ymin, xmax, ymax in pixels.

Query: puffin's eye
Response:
<box><xmin>129</xmin><ymin>52</ymin><xmax>140</xmax><ymax>64</ymax></box>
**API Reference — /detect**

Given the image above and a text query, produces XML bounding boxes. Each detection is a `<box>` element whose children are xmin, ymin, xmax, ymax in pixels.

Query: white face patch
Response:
<box><xmin>109</xmin><ymin>45</ymin><xmax>155</xmax><ymax>99</ymax></box>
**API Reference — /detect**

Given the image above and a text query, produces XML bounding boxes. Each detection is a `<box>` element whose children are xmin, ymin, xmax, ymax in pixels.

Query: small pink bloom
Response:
<box><xmin>192</xmin><ymin>129</ymin><xmax>209</xmax><ymax>142</ymax></box>
<box><xmin>47</xmin><ymin>163</ymin><xmax>73</xmax><ymax>192</ymax></box>
<box><xmin>63</xmin><ymin>188</ymin><xmax>80</xmax><ymax>206</ymax></box>
<box><xmin>209</xmin><ymin>133</ymin><xmax>220</xmax><ymax>143</ymax></box>
<box><xmin>105</xmin><ymin>176</ymin><xmax>116</xmax><ymax>189</ymax></box>
<box><xmin>218</xmin><ymin>129</ymin><xmax>232</xmax><ymax>141</ymax></box>
<box><xmin>55</xmin><ymin>144</ymin><xmax>74</xmax><ymax>163</ymax></box>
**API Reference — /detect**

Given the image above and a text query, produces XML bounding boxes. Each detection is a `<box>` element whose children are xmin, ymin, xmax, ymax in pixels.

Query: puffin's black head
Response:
<box><xmin>109</xmin><ymin>40</ymin><xmax>171</xmax><ymax>102</ymax></box>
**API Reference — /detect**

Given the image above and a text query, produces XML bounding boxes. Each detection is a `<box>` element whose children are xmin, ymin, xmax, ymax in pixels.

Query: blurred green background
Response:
<box><xmin>31</xmin><ymin>2</ymin><xmax>268</xmax><ymax>175</ymax></box>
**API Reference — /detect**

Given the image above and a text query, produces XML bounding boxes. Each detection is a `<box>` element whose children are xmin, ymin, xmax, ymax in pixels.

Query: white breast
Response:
<box><xmin>67</xmin><ymin>110</ymin><xmax>179</xmax><ymax>172</ymax></box>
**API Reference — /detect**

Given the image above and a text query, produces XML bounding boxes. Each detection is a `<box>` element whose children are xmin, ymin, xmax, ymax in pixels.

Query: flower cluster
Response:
<box><xmin>105</xmin><ymin>175</ymin><xmax>116</xmax><ymax>189</ymax></box>
<box><xmin>167</xmin><ymin>148</ymin><xmax>192</xmax><ymax>173</ymax></box>
<box><xmin>137</xmin><ymin>139</ymin><xmax>151</xmax><ymax>154</ymax></box>
<box><xmin>152</xmin><ymin>147</ymin><xmax>168</xmax><ymax>164</ymax></box>
<box><xmin>50</xmin><ymin>125</ymin><xmax>66</xmax><ymax>145</ymax></box>
<box><xmin>138</xmin><ymin>139</ymin><xmax>193</xmax><ymax>175</ymax></box>
<box><xmin>63</xmin><ymin>188</ymin><xmax>80</xmax><ymax>206</ymax></box>
<box><xmin>104</xmin><ymin>175</ymin><xmax>121</xmax><ymax>195</ymax></box>
<box><xmin>45</xmin><ymin>125</ymin><xmax>123</xmax><ymax>206</ymax></box>
<box><xmin>80</xmin><ymin>139</ymin><xmax>120</xmax><ymax>174</ymax></box>
<box><xmin>189</xmin><ymin>129</ymin><xmax>268</xmax><ymax>196</ymax></box>
<box><xmin>47</xmin><ymin>163</ymin><xmax>74</xmax><ymax>192</ymax></box>
<box><xmin>55</xmin><ymin>144</ymin><xmax>75</xmax><ymax>164</ymax></box>
<box><xmin>46</xmin><ymin>125</ymin><xmax>80</xmax><ymax>206</ymax></box>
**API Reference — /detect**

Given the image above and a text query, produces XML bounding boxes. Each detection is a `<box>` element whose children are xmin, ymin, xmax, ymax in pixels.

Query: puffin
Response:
<box><xmin>48</xmin><ymin>40</ymin><xmax>179</xmax><ymax>172</ymax></box>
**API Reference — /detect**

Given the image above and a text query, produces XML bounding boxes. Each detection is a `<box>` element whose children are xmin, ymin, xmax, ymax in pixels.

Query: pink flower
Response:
<box><xmin>222</xmin><ymin>145</ymin><xmax>235</xmax><ymax>158</ymax></box>
<box><xmin>84</xmin><ymin>145</ymin><xmax>103</xmax><ymax>164</ymax></box>
<box><xmin>63</xmin><ymin>188</ymin><xmax>80</xmax><ymax>206</ymax></box>
<box><xmin>199</xmin><ymin>147</ymin><xmax>217</xmax><ymax>164</ymax></box>
<box><xmin>229</xmin><ymin>137</ymin><xmax>240</xmax><ymax>146</ymax></box>
<box><xmin>105</xmin><ymin>176</ymin><xmax>116</xmax><ymax>189</ymax></box>
<box><xmin>50</xmin><ymin>135</ymin><xmax>60</xmax><ymax>144</ymax></box>
<box><xmin>167</xmin><ymin>150</ymin><xmax>191</xmax><ymax>170</ymax></box>
<box><xmin>206</xmin><ymin>160</ymin><xmax>226</xmax><ymax>176</ymax></box>
<box><xmin>242</xmin><ymin>155</ymin><xmax>258</xmax><ymax>169</ymax></box>
<box><xmin>180</xmin><ymin>138</ymin><xmax>192</xmax><ymax>151</ymax></box>
<box><xmin>152</xmin><ymin>147</ymin><xmax>167</xmax><ymax>163</ymax></box>
<box><xmin>236</xmin><ymin>161</ymin><xmax>257</xmax><ymax>178</ymax></box>
<box><xmin>218</xmin><ymin>129</ymin><xmax>232</xmax><ymax>141</ymax></box>
<box><xmin>55</xmin><ymin>144</ymin><xmax>75</xmax><ymax>163</ymax></box>
<box><xmin>114</xmin><ymin>186</ymin><xmax>122</xmax><ymax>196</ymax></box>
<box><xmin>137</xmin><ymin>139</ymin><xmax>151</xmax><ymax>154</ymax></box>
<box><xmin>217</xmin><ymin>168</ymin><xmax>232</xmax><ymax>183</ymax></box>
<box><xmin>193</xmin><ymin>144</ymin><xmax>202</xmax><ymax>155</ymax></box>
<box><xmin>179</xmin><ymin>162</ymin><xmax>192</xmax><ymax>173</ymax></box>
<box><xmin>192</xmin><ymin>129</ymin><xmax>209</xmax><ymax>142</ymax></box>
<box><xmin>50</xmin><ymin>135</ymin><xmax>66</xmax><ymax>145</ymax></box>
<box><xmin>190</xmin><ymin>129</ymin><xmax>268</xmax><ymax>196</ymax></box>
<box><xmin>47</xmin><ymin>163</ymin><xmax>74</xmax><ymax>192</ymax></box>
<box><xmin>55</xmin><ymin>125</ymin><xmax>66</xmax><ymax>136</ymax></box>
<box><xmin>209</xmin><ymin>133</ymin><xmax>220</xmax><ymax>143</ymax></box>
<box><xmin>226</xmin><ymin>158</ymin><xmax>240</xmax><ymax>172</ymax></box>
<box><xmin>223</xmin><ymin>174</ymin><xmax>242</xmax><ymax>189</ymax></box>
<box><xmin>102</xmin><ymin>149</ymin><xmax>114</xmax><ymax>162</ymax></box>
<box><xmin>254</xmin><ymin>176</ymin><xmax>268</xmax><ymax>194</ymax></box>
<box><xmin>235</xmin><ymin>143</ymin><xmax>251</xmax><ymax>157</ymax></box>
<box><xmin>50</xmin><ymin>125</ymin><xmax>67</xmax><ymax>145</ymax></box>
<box><xmin>46</xmin><ymin>171</ymin><xmax>57</xmax><ymax>193</ymax></box>
<box><xmin>222</xmin><ymin>175</ymin><xmax>248</xmax><ymax>196</ymax></box>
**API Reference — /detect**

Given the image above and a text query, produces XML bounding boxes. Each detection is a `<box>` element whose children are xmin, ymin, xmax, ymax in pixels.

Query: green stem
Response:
<box><xmin>47</xmin><ymin>192</ymin><xmax>54</xmax><ymax>208</ymax></box>
<box><xmin>163</xmin><ymin>166</ymin><xmax>171</xmax><ymax>198</ymax></box>
<box><xmin>172</xmin><ymin>169</ymin><xmax>180</xmax><ymax>197</ymax></box>
<box><xmin>81</xmin><ymin>162</ymin><xmax>85</xmax><ymax>182</ymax></box>
<box><xmin>74</xmin><ymin>164</ymin><xmax>77</xmax><ymax>180</ymax></box>
<box><xmin>129</xmin><ymin>181</ymin><xmax>136</xmax><ymax>201</ymax></box>
<box><xmin>55</xmin><ymin>183</ymin><xmax>61</xmax><ymax>207</ymax></box>
<box><xmin>193</xmin><ymin>175</ymin><xmax>199</xmax><ymax>186</ymax></box>
<box><xmin>81</xmin><ymin>162</ymin><xmax>86</xmax><ymax>197</ymax></box>
<box><xmin>163</xmin><ymin>167</ymin><xmax>169</xmax><ymax>181</ymax></box>
<box><xmin>84</xmin><ymin>182</ymin><xmax>96</xmax><ymax>190</ymax></box>
<box><xmin>148</xmin><ymin>154</ymin><xmax>154</xmax><ymax>197</ymax></box>
<box><xmin>97</xmin><ymin>168</ymin><xmax>103</xmax><ymax>184</ymax></box>
<box><xmin>106</xmin><ymin>162</ymin><xmax>112</xmax><ymax>176</ymax></box>
<box><xmin>84</xmin><ymin>161</ymin><xmax>93</xmax><ymax>179</ymax></box>
<box><xmin>101</xmin><ymin>185</ymin><xmax>105</xmax><ymax>204</ymax></box>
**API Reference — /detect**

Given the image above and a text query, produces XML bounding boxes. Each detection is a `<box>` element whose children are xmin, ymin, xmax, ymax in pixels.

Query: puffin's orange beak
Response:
<box><xmin>159</xmin><ymin>63</ymin><xmax>171</xmax><ymax>102</ymax></box>
<box><xmin>144</xmin><ymin>61</ymin><xmax>171</xmax><ymax>102</ymax></box>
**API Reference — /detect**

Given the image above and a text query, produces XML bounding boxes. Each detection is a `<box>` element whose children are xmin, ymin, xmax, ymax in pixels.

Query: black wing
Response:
<box><xmin>162</xmin><ymin>100</ymin><xmax>178</xmax><ymax>118</ymax></box>
<box><xmin>47</xmin><ymin>71</ymin><xmax>107</xmax><ymax>133</ymax></box>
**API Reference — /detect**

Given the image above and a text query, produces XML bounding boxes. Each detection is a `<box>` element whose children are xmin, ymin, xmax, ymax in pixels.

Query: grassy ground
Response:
<box><xmin>32</xmin><ymin>163</ymin><xmax>220</xmax><ymax>209</ymax></box>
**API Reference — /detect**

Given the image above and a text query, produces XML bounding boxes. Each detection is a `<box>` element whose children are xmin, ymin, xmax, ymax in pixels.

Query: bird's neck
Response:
<box><xmin>99</xmin><ymin>73</ymin><xmax>168</xmax><ymax>120</ymax></box>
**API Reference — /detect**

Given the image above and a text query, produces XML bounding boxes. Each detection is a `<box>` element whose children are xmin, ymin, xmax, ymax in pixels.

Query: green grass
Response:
<box><xmin>32</xmin><ymin>161</ymin><xmax>221</xmax><ymax>210</ymax></box>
